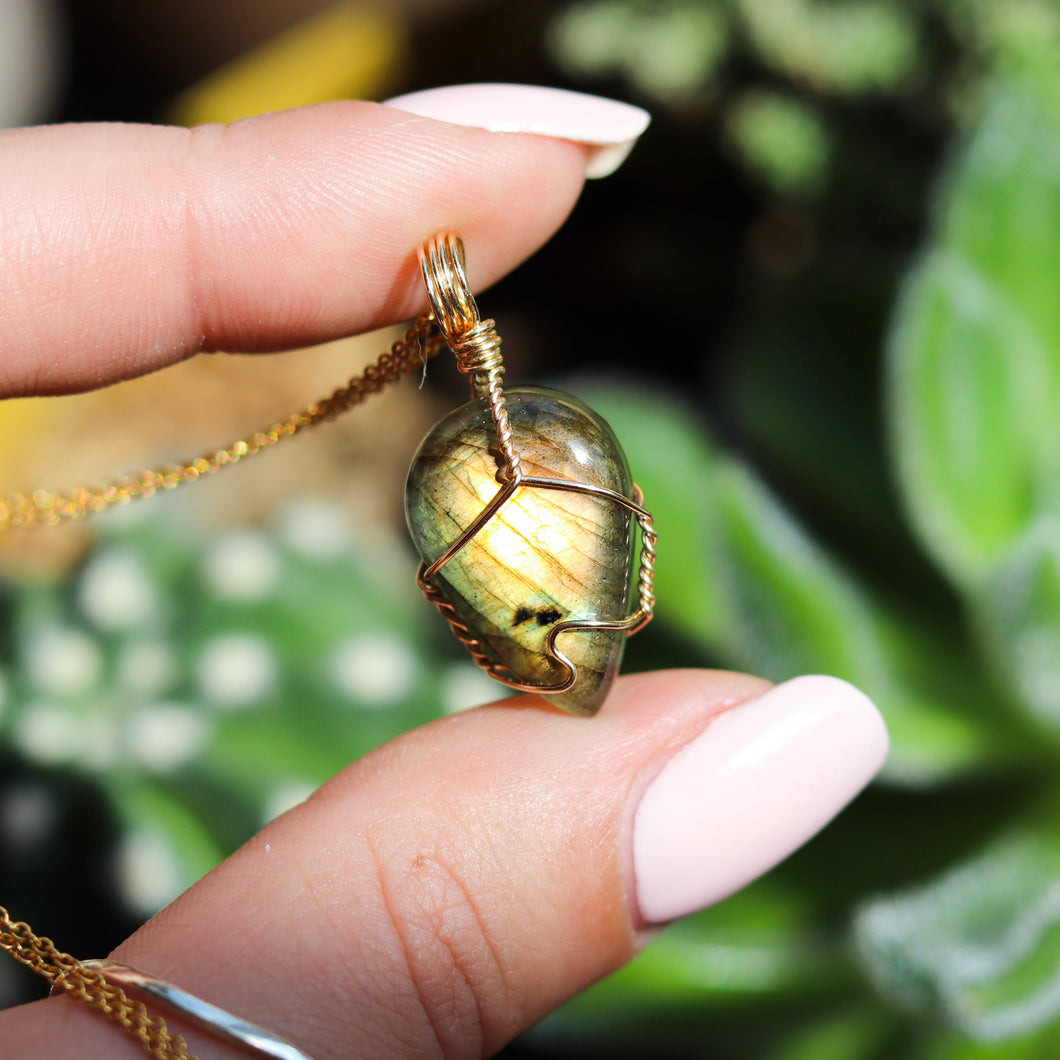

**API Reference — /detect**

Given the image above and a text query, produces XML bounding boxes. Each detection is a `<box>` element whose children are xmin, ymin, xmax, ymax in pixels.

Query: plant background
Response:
<box><xmin>2</xmin><ymin>1</ymin><xmax>1060</xmax><ymax>1057</ymax></box>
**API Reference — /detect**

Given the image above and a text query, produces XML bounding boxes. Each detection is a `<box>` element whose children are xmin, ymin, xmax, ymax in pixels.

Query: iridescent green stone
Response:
<box><xmin>405</xmin><ymin>386</ymin><xmax>634</xmax><ymax>716</ymax></box>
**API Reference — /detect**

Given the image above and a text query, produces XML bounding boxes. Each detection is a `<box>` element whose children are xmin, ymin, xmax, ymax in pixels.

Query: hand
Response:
<box><xmin>0</xmin><ymin>85</ymin><xmax>888</xmax><ymax>1059</ymax></box>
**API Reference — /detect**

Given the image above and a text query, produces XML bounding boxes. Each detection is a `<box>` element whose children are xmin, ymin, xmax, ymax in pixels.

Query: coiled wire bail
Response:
<box><xmin>418</xmin><ymin>233</ymin><xmax>522</xmax><ymax>485</ymax></box>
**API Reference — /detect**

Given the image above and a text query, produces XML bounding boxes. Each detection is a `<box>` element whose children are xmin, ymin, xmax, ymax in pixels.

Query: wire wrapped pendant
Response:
<box><xmin>406</xmin><ymin>234</ymin><xmax>656</xmax><ymax>716</ymax></box>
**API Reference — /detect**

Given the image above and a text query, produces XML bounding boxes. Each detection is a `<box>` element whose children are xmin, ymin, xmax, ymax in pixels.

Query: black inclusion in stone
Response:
<box><xmin>536</xmin><ymin>608</ymin><xmax>563</xmax><ymax>626</ymax></box>
<box><xmin>513</xmin><ymin>607</ymin><xmax>535</xmax><ymax>627</ymax></box>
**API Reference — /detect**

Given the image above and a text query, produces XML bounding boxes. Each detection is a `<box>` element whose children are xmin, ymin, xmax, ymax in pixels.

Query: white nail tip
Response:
<box><xmin>382</xmin><ymin>83</ymin><xmax>650</xmax><ymax>178</ymax></box>
<box><xmin>632</xmin><ymin>676</ymin><xmax>889</xmax><ymax>925</ymax></box>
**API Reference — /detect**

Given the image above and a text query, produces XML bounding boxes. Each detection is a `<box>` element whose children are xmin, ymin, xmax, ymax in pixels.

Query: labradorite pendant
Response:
<box><xmin>406</xmin><ymin>386</ymin><xmax>636</xmax><ymax>716</ymax></box>
<box><xmin>409</xmin><ymin>232</ymin><xmax>654</xmax><ymax>717</ymax></box>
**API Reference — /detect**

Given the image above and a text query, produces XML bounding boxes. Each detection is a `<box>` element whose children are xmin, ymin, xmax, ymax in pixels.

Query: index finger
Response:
<box><xmin>0</xmin><ymin>98</ymin><xmax>589</xmax><ymax>398</ymax></box>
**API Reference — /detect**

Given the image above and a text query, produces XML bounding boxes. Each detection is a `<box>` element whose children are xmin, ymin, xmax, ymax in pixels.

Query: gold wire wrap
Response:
<box><xmin>415</xmin><ymin>232</ymin><xmax>656</xmax><ymax>696</ymax></box>
<box><xmin>630</xmin><ymin>483</ymin><xmax>658</xmax><ymax>633</ymax></box>
<box><xmin>0</xmin><ymin>905</ymin><xmax>193</xmax><ymax>1059</ymax></box>
<box><xmin>0</xmin><ymin>317</ymin><xmax>448</xmax><ymax>529</ymax></box>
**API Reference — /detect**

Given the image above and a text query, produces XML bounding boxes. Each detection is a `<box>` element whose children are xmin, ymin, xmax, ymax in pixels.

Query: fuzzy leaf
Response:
<box><xmin>109</xmin><ymin>778</ymin><xmax>227</xmax><ymax>916</ymax></box>
<box><xmin>711</xmin><ymin>459</ymin><xmax>889</xmax><ymax>682</ymax></box>
<box><xmin>855</xmin><ymin>832</ymin><xmax>1060</xmax><ymax>1041</ymax></box>
<box><xmin>763</xmin><ymin>1012</ymin><xmax>892</xmax><ymax>1060</ymax></box>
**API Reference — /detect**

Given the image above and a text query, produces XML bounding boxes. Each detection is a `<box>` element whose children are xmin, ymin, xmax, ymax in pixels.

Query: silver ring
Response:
<box><xmin>70</xmin><ymin>960</ymin><xmax>319</xmax><ymax>1060</ymax></box>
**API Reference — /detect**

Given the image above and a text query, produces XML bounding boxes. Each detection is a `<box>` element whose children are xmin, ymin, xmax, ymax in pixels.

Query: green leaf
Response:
<box><xmin>855</xmin><ymin>831</ymin><xmax>1060</xmax><ymax>1041</ymax></box>
<box><xmin>739</xmin><ymin>0</ymin><xmax>920</xmax><ymax>95</ymax></box>
<box><xmin>917</xmin><ymin>1021</ymin><xmax>1060</xmax><ymax>1060</ymax></box>
<box><xmin>726</xmin><ymin>90</ymin><xmax>831</xmax><ymax>196</ymax></box>
<box><xmin>947</xmin><ymin>2</ymin><xmax>1060</xmax><ymax>121</ymax></box>
<box><xmin>888</xmin><ymin>84</ymin><xmax>1060</xmax><ymax>589</ymax></box>
<box><xmin>942</xmin><ymin>87</ymin><xmax>1060</xmax><ymax>337</ymax></box>
<box><xmin>548</xmin><ymin>0</ymin><xmax>731</xmax><ymax>99</ymax></box>
<box><xmin>712</xmin><ymin>460</ymin><xmax>886</xmax><ymax>682</ymax></box>
<box><xmin>889</xmin><ymin>251</ymin><xmax>1046</xmax><ymax>583</ymax></box>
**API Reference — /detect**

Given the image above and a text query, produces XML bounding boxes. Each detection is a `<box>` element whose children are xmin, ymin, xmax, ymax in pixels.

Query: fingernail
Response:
<box><xmin>632</xmin><ymin>676</ymin><xmax>889</xmax><ymax>925</ymax></box>
<box><xmin>382</xmin><ymin>83</ymin><xmax>650</xmax><ymax>178</ymax></box>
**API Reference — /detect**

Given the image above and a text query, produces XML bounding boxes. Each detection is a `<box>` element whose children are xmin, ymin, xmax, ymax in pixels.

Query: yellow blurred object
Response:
<box><xmin>0</xmin><ymin>397</ymin><xmax>61</xmax><ymax>465</ymax></box>
<box><xmin>171</xmin><ymin>2</ymin><xmax>404</xmax><ymax>126</ymax></box>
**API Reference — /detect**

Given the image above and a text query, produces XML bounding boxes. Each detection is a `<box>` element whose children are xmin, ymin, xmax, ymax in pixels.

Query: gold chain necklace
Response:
<box><xmin>0</xmin><ymin>232</ymin><xmax>655</xmax><ymax>1059</ymax></box>
<box><xmin>0</xmin><ymin>321</ymin><xmax>448</xmax><ymax>1060</ymax></box>
<box><xmin>0</xmin><ymin>315</ymin><xmax>447</xmax><ymax>529</ymax></box>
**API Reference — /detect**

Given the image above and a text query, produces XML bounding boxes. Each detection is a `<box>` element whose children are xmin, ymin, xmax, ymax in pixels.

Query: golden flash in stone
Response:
<box><xmin>406</xmin><ymin>386</ymin><xmax>636</xmax><ymax>716</ymax></box>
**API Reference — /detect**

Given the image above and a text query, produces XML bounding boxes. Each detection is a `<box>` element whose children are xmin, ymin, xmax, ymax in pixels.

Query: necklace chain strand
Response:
<box><xmin>0</xmin><ymin>315</ymin><xmax>446</xmax><ymax>530</ymax></box>
<box><xmin>0</xmin><ymin>316</ymin><xmax>446</xmax><ymax>1059</ymax></box>
<box><xmin>0</xmin><ymin>904</ymin><xmax>193</xmax><ymax>1059</ymax></box>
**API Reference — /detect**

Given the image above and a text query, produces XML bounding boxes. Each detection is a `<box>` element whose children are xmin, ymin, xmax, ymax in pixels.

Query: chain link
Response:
<box><xmin>0</xmin><ymin>316</ymin><xmax>446</xmax><ymax>530</ymax></box>
<box><xmin>0</xmin><ymin>904</ymin><xmax>193</xmax><ymax>1059</ymax></box>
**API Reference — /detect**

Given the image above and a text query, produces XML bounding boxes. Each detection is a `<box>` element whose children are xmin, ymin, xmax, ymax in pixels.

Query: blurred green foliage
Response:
<box><xmin>535</xmin><ymin>2</ymin><xmax>1060</xmax><ymax>1056</ymax></box>
<box><xmin>537</xmin><ymin>25</ymin><xmax>1060</xmax><ymax>1060</ymax></box>
<box><xmin>3</xmin><ymin>2</ymin><xmax>1060</xmax><ymax>1058</ymax></box>
<box><xmin>0</xmin><ymin>500</ymin><xmax>497</xmax><ymax>917</ymax></box>
<box><xmin>549</xmin><ymin>0</ymin><xmax>1060</xmax><ymax>198</ymax></box>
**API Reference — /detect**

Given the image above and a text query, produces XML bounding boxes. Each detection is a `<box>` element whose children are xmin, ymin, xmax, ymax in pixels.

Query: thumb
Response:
<box><xmin>0</xmin><ymin>670</ymin><xmax>887</xmax><ymax>1059</ymax></box>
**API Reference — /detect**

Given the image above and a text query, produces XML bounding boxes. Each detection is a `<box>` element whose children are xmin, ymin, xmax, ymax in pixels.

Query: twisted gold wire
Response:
<box><xmin>418</xmin><ymin>233</ymin><xmax>522</xmax><ymax>484</ymax></box>
<box><xmin>415</xmin><ymin>564</ymin><xmax>496</xmax><ymax>673</ymax></box>
<box><xmin>481</xmin><ymin>367</ymin><xmax>523</xmax><ymax>485</ymax></box>
<box><xmin>446</xmin><ymin>316</ymin><xmax>521</xmax><ymax>483</ymax></box>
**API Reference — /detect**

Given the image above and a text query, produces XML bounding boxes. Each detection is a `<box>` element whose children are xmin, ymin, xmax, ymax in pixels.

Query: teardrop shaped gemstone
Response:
<box><xmin>406</xmin><ymin>386</ymin><xmax>635</xmax><ymax>716</ymax></box>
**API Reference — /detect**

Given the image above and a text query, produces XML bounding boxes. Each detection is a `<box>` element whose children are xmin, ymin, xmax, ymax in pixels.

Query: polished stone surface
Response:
<box><xmin>406</xmin><ymin>386</ymin><xmax>634</xmax><ymax>716</ymax></box>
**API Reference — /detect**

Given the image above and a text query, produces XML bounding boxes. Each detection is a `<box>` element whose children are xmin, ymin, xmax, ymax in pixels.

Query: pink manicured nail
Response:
<box><xmin>632</xmin><ymin>676</ymin><xmax>889</xmax><ymax>924</ymax></box>
<box><xmin>383</xmin><ymin>83</ymin><xmax>650</xmax><ymax>178</ymax></box>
